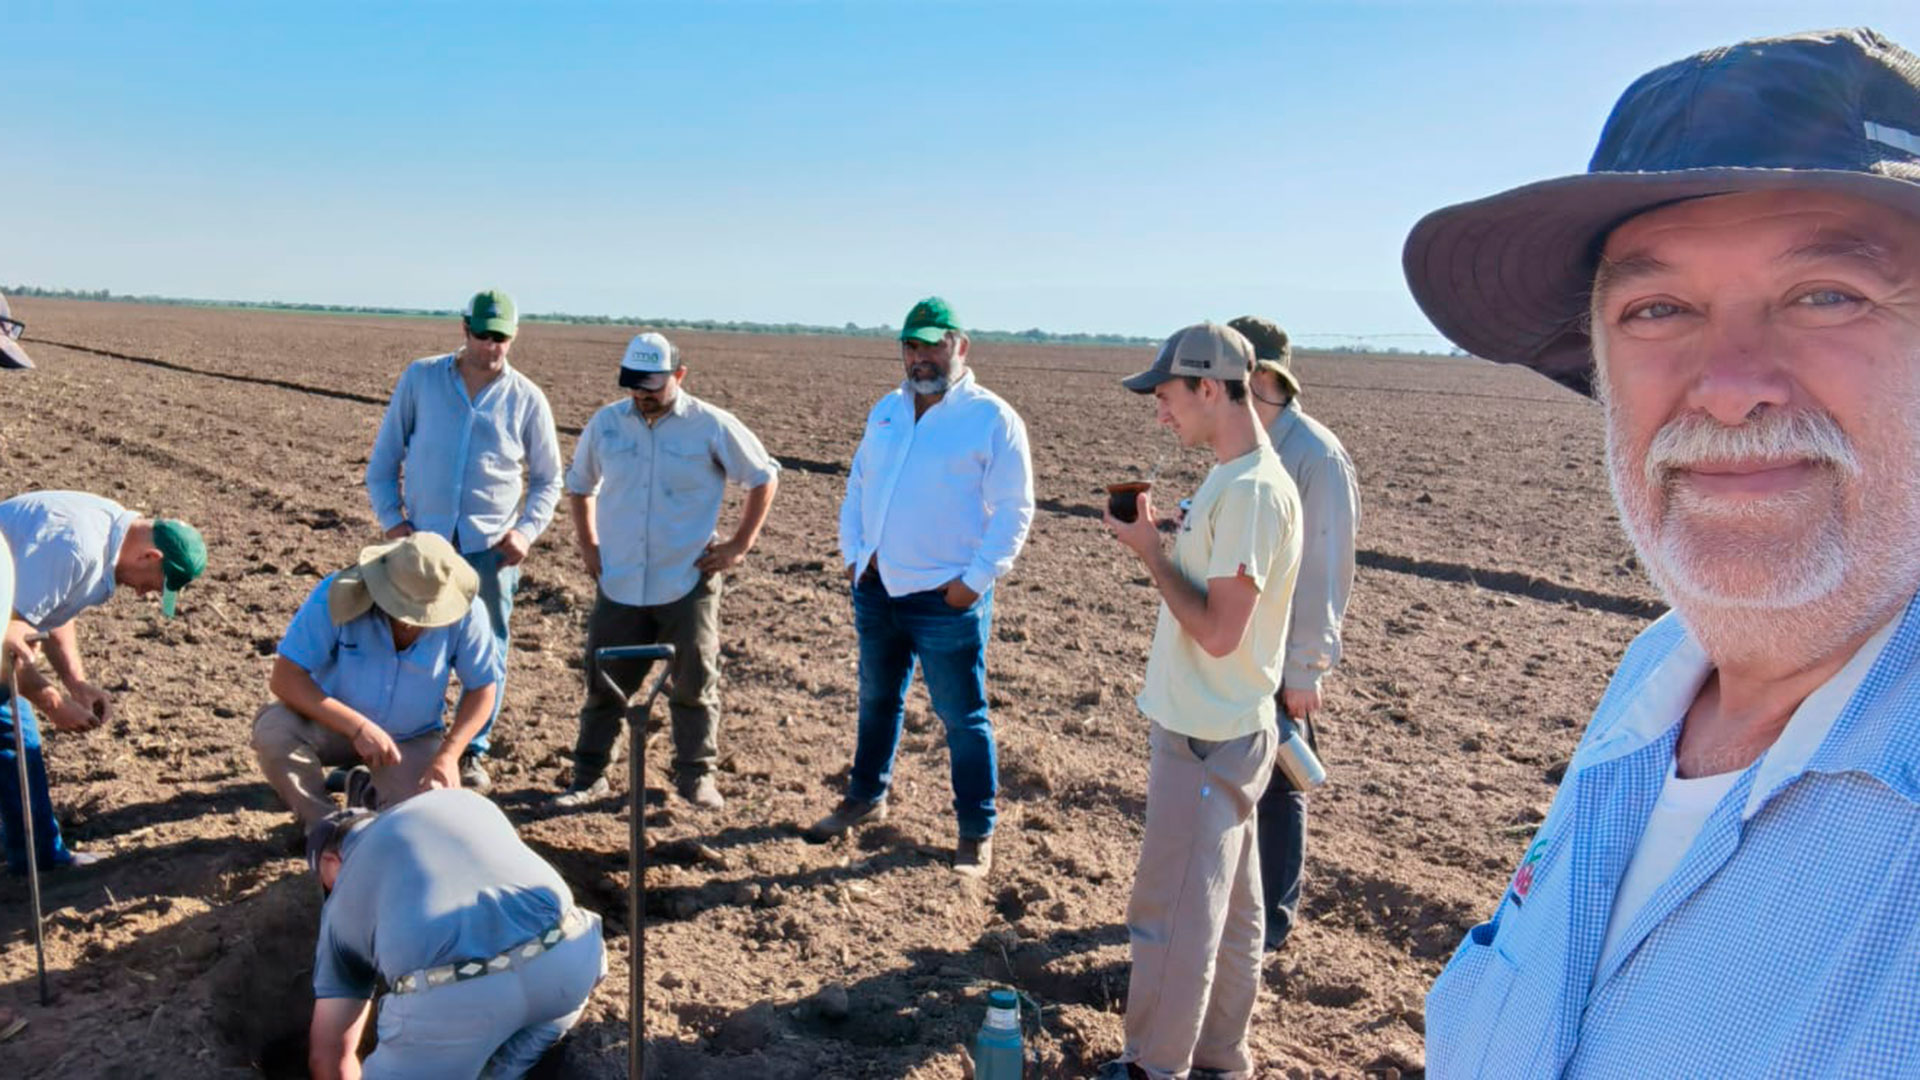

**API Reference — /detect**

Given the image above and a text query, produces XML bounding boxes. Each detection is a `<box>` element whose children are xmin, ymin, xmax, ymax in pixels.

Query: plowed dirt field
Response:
<box><xmin>0</xmin><ymin>299</ymin><xmax>1658</xmax><ymax>1078</ymax></box>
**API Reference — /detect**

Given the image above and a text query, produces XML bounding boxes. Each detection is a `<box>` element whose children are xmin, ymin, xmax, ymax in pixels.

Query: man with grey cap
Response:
<box><xmin>1100</xmin><ymin>323</ymin><xmax>1300</xmax><ymax>1080</ymax></box>
<box><xmin>365</xmin><ymin>289</ymin><xmax>562</xmax><ymax>792</ymax></box>
<box><xmin>304</xmin><ymin>789</ymin><xmax>604</xmax><ymax>1079</ymax></box>
<box><xmin>1</xmin><ymin>491</ymin><xmax>207</xmax><ymax>872</ymax></box>
<box><xmin>1227</xmin><ymin>315</ymin><xmax>1360</xmax><ymax>951</ymax></box>
<box><xmin>1404</xmin><ymin>28</ymin><xmax>1920</xmax><ymax>1074</ymax></box>
<box><xmin>553</xmin><ymin>331</ymin><xmax>779</xmax><ymax>810</ymax></box>
<box><xmin>252</xmin><ymin>532</ymin><xmax>501</xmax><ymax>827</ymax></box>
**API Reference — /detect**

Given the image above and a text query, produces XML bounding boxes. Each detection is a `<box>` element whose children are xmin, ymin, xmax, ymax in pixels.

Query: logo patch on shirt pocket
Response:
<box><xmin>1508</xmin><ymin>836</ymin><xmax>1548</xmax><ymax>908</ymax></box>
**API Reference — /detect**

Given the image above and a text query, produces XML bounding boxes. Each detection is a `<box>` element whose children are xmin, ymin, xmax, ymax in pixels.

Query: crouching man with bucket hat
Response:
<box><xmin>252</xmin><ymin>533</ymin><xmax>502</xmax><ymax>827</ymax></box>
<box><xmin>1404</xmin><ymin>27</ymin><xmax>1920</xmax><ymax>1075</ymax></box>
<box><xmin>304</xmin><ymin>790</ymin><xmax>605</xmax><ymax>1079</ymax></box>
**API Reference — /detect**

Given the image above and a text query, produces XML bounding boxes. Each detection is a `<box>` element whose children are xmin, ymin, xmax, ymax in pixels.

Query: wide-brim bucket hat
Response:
<box><xmin>327</xmin><ymin>532</ymin><xmax>479</xmax><ymax>628</ymax></box>
<box><xmin>1403</xmin><ymin>27</ymin><xmax>1920</xmax><ymax>398</ymax></box>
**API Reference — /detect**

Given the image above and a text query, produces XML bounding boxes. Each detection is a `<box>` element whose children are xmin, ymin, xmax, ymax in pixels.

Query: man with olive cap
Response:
<box><xmin>0</xmin><ymin>490</ymin><xmax>207</xmax><ymax>872</ymax></box>
<box><xmin>1227</xmin><ymin>315</ymin><xmax>1360</xmax><ymax>951</ymax></box>
<box><xmin>554</xmin><ymin>332</ymin><xmax>780</xmax><ymax>810</ymax></box>
<box><xmin>365</xmin><ymin>289</ymin><xmax>562</xmax><ymax>791</ymax></box>
<box><xmin>251</xmin><ymin>532</ymin><xmax>501</xmax><ymax>827</ymax></box>
<box><xmin>1404</xmin><ymin>28</ymin><xmax>1920</xmax><ymax>1073</ymax></box>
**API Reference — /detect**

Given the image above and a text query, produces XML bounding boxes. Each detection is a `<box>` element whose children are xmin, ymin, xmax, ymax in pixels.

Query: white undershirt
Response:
<box><xmin>1595</xmin><ymin>615</ymin><xmax>1900</xmax><ymax>972</ymax></box>
<box><xmin>1598</xmin><ymin>765</ymin><xmax>1741</xmax><ymax>965</ymax></box>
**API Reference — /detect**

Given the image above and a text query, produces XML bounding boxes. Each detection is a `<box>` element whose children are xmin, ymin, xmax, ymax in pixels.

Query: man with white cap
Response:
<box><xmin>1099</xmin><ymin>323</ymin><xmax>1301</xmax><ymax>1080</ymax></box>
<box><xmin>1</xmin><ymin>491</ymin><xmax>208</xmax><ymax>872</ymax></box>
<box><xmin>251</xmin><ymin>532</ymin><xmax>502</xmax><ymax>827</ymax></box>
<box><xmin>1404</xmin><ymin>27</ymin><xmax>1920</xmax><ymax>1074</ymax></box>
<box><xmin>365</xmin><ymin>289</ymin><xmax>562</xmax><ymax>792</ymax></box>
<box><xmin>553</xmin><ymin>332</ymin><xmax>779</xmax><ymax>810</ymax></box>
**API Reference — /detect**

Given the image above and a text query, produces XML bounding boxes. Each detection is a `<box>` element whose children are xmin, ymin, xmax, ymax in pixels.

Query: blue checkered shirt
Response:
<box><xmin>1427</xmin><ymin>594</ymin><xmax>1920</xmax><ymax>1078</ymax></box>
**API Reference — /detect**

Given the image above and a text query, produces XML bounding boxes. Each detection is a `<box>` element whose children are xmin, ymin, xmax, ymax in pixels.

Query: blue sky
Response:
<box><xmin>9</xmin><ymin>2</ymin><xmax>1919</xmax><ymax>344</ymax></box>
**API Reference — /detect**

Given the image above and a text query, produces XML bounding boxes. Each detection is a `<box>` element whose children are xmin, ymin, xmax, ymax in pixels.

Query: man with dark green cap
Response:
<box><xmin>365</xmin><ymin>289</ymin><xmax>562</xmax><ymax>792</ymax></box>
<box><xmin>0</xmin><ymin>490</ymin><xmax>206</xmax><ymax>872</ymax></box>
<box><xmin>814</xmin><ymin>296</ymin><xmax>1035</xmax><ymax>878</ymax></box>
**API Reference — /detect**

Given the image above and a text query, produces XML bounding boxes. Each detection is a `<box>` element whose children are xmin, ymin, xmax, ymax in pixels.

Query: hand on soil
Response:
<box><xmin>351</xmin><ymin>722</ymin><xmax>402</xmax><ymax>767</ymax></box>
<box><xmin>67</xmin><ymin>681</ymin><xmax>115</xmax><ymax>727</ymax></box>
<box><xmin>48</xmin><ymin>696</ymin><xmax>104</xmax><ymax>733</ymax></box>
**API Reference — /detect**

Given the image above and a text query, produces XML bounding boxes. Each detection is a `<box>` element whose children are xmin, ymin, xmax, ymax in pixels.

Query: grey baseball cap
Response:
<box><xmin>1403</xmin><ymin>27</ymin><xmax>1920</xmax><ymax>397</ymax></box>
<box><xmin>0</xmin><ymin>293</ymin><xmax>33</xmax><ymax>370</ymax></box>
<box><xmin>1123</xmin><ymin>322</ymin><xmax>1255</xmax><ymax>393</ymax></box>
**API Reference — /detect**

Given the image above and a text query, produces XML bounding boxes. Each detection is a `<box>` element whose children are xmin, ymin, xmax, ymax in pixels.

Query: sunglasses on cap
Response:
<box><xmin>0</xmin><ymin>316</ymin><xmax>23</xmax><ymax>341</ymax></box>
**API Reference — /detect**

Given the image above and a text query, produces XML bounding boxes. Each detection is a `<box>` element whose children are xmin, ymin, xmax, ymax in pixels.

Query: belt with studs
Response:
<box><xmin>389</xmin><ymin>907</ymin><xmax>596</xmax><ymax>996</ymax></box>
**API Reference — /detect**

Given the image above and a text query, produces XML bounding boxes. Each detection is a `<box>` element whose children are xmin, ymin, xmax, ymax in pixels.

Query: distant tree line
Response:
<box><xmin>4</xmin><ymin>284</ymin><xmax>1161</xmax><ymax>348</ymax></box>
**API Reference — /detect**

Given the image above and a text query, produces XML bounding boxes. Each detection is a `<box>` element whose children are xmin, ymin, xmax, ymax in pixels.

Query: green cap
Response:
<box><xmin>464</xmin><ymin>290</ymin><xmax>518</xmax><ymax>337</ymax></box>
<box><xmin>151</xmin><ymin>519</ymin><xmax>207</xmax><ymax>618</ymax></box>
<box><xmin>900</xmin><ymin>296</ymin><xmax>962</xmax><ymax>344</ymax></box>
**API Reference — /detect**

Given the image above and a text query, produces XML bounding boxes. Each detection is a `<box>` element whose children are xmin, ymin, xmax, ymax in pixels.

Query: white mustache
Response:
<box><xmin>1644</xmin><ymin>409</ymin><xmax>1860</xmax><ymax>486</ymax></box>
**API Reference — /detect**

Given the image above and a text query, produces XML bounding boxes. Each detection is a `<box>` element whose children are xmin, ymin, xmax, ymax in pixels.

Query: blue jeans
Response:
<box><xmin>462</xmin><ymin>547</ymin><xmax>520</xmax><ymax>757</ymax></box>
<box><xmin>0</xmin><ymin>692</ymin><xmax>74</xmax><ymax>873</ymax></box>
<box><xmin>847</xmin><ymin>576</ymin><xmax>997</xmax><ymax>839</ymax></box>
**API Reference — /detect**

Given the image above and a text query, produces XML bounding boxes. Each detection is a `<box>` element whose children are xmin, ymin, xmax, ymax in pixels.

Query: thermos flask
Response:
<box><xmin>971</xmin><ymin>987</ymin><xmax>1023</xmax><ymax>1078</ymax></box>
<box><xmin>1275</xmin><ymin>712</ymin><xmax>1328</xmax><ymax>790</ymax></box>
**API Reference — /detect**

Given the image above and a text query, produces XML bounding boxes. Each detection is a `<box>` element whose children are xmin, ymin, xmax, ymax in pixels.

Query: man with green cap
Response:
<box><xmin>365</xmin><ymin>289</ymin><xmax>562</xmax><ymax>792</ymax></box>
<box><xmin>0</xmin><ymin>490</ymin><xmax>207</xmax><ymax>872</ymax></box>
<box><xmin>812</xmin><ymin>296</ymin><xmax>1035</xmax><ymax>878</ymax></box>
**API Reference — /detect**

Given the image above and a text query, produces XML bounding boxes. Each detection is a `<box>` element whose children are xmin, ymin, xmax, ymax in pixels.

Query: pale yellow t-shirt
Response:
<box><xmin>1136</xmin><ymin>444</ymin><xmax>1301</xmax><ymax>741</ymax></box>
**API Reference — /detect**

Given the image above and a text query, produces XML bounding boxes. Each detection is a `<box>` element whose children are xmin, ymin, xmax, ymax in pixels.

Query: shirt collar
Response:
<box><xmin>1573</xmin><ymin>593</ymin><xmax>1920</xmax><ymax>810</ymax></box>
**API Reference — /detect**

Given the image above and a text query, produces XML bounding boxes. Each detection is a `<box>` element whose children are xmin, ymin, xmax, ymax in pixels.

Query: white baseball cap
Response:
<box><xmin>618</xmin><ymin>332</ymin><xmax>679</xmax><ymax>388</ymax></box>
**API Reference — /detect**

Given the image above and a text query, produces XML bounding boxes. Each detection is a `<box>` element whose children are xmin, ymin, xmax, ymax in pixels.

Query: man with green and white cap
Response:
<box><xmin>554</xmin><ymin>332</ymin><xmax>780</xmax><ymax>810</ymax></box>
<box><xmin>0</xmin><ymin>490</ymin><xmax>208</xmax><ymax>872</ymax></box>
<box><xmin>365</xmin><ymin>289</ymin><xmax>562</xmax><ymax>792</ymax></box>
<box><xmin>813</xmin><ymin>296</ymin><xmax>1035</xmax><ymax>877</ymax></box>
<box><xmin>252</xmin><ymin>532</ymin><xmax>501</xmax><ymax>827</ymax></box>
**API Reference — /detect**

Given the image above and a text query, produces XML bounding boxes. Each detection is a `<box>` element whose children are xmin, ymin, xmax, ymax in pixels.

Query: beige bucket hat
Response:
<box><xmin>327</xmin><ymin>533</ymin><xmax>479</xmax><ymax>628</ymax></box>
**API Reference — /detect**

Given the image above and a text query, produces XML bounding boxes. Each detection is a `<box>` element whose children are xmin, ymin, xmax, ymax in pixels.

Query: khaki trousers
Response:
<box><xmin>250</xmin><ymin>703</ymin><xmax>443</xmax><ymax>826</ymax></box>
<box><xmin>1123</xmin><ymin>721</ymin><xmax>1275</xmax><ymax>1080</ymax></box>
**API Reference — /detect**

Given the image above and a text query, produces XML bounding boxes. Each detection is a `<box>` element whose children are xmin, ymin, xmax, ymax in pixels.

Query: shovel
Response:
<box><xmin>4</xmin><ymin>630</ymin><xmax>51</xmax><ymax>1006</ymax></box>
<box><xmin>594</xmin><ymin>642</ymin><xmax>675</xmax><ymax>1080</ymax></box>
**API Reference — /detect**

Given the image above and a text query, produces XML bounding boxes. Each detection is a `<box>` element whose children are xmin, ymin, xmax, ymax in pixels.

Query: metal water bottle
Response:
<box><xmin>970</xmin><ymin>987</ymin><xmax>1024</xmax><ymax>1079</ymax></box>
<box><xmin>1275</xmin><ymin>712</ymin><xmax>1327</xmax><ymax>790</ymax></box>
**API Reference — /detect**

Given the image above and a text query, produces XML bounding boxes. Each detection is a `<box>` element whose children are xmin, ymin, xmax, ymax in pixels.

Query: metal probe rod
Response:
<box><xmin>6</xmin><ymin>630</ymin><xmax>52</xmax><ymax>1005</ymax></box>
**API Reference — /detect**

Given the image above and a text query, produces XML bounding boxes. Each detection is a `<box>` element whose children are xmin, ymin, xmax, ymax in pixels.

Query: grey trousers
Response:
<box><xmin>574</xmin><ymin>577</ymin><xmax>722</xmax><ymax>784</ymax></box>
<box><xmin>365</xmin><ymin>913</ymin><xmax>606</xmax><ymax>1079</ymax></box>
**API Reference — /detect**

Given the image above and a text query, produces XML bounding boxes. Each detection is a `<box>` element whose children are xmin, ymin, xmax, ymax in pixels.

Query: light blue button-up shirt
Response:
<box><xmin>1427</xmin><ymin>594</ymin><xmax>1920</xmax><ymax>1078</ymax></box>
<box><xmin>566</xmin><ymin>392</ymin><xmax>779</xmax><ymax>608</ymax></box>
<box><xmin>276</xmin><ymin>573</ymin><xmax>501</xmax><ymax>742</ymax></box>
<box><xmin>0</xmin><ymin>491</ymin><xmax>136</xmax><ymax>631</ymax></box>
<box><xmin>365</xmin><ymin>354</ymin><xmax>563</xmax><ymax>554</ymax></box>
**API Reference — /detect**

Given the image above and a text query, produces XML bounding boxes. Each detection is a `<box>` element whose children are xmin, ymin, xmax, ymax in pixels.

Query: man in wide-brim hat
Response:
<box><xmin>252</xmin><ymin>532</ymin><xmax>503</xmax><ymax>827</ymax></box>
<box><xmin>1404</xmin><ymin>27</ymin><xmax>1920</xmax><ymax>1074</ymax></box>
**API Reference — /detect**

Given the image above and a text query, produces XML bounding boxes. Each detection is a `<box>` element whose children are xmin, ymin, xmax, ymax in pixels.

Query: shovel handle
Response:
<box><xmin>595</xmin><ymin>644</ymin><xmax>675</xmax><ymax>663</ymax></box>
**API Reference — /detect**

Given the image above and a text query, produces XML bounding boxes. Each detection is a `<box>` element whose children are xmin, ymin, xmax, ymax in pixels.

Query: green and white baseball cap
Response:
<box><xmin>464</xmin><ymin>290</ymin><xmax>518</xmax><ymax>337</ymax></box>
